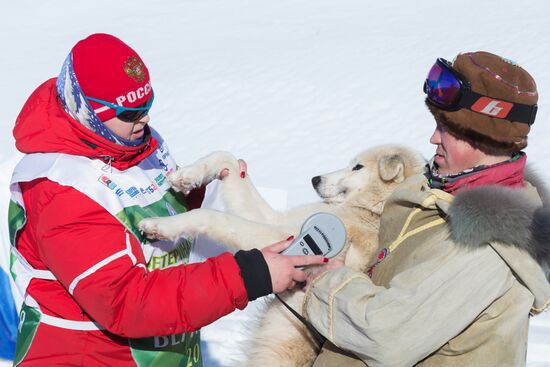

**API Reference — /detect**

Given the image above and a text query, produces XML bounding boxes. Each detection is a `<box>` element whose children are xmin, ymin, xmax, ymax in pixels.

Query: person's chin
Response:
<box><xmin>434</xmin><ymin>155</ymin><xmax>448</xmax><ymax>172</ymax></box>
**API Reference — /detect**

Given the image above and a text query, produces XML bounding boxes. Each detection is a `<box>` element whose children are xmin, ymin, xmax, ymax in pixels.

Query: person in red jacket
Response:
<box><xmin>8</xmin><ymin>33</ymin><xmax>324</xmax><ymax>367</ymax></box>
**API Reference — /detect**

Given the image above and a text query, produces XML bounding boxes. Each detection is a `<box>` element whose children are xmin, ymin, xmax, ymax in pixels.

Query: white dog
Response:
<box><xmin>139</xmin><ymin>145</ymin><xmax>424</xmax><ymax>366</ymax></box>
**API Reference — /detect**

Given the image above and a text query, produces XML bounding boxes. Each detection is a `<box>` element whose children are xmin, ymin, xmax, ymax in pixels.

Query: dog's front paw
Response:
<box><xmin>139</xmin><ymin>217</ymin><xmax>182</xmax><ymax>241</ymax></box>
<box><xmin>168</xmin><ymin>165</ymin><xmax>208</xmax><ymax>195</ymax></box>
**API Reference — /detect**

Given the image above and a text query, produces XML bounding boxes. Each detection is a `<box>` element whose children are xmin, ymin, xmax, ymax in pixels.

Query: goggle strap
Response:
<box><xmin>459</xmin><ymin>90</ymin><xmax>537</xmax><ymax>126</ymax></box>
<box><xmin>507</xmin><ymin>102</ymin><xmax>537</xmax><ymax>126</ymax></box>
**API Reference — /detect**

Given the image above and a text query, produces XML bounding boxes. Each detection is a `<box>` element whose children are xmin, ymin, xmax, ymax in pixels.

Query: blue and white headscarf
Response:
<box><xmin>56</xmin><ymin>53</ymin><xmax>144</xmax><ymax>146</ymax></box>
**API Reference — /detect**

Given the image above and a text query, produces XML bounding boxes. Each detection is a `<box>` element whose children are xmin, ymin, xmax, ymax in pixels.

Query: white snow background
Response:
<box><xmin>1</xmin><ymin>0</ymin><xmax>549</xmax><ymax>366</ymax></box>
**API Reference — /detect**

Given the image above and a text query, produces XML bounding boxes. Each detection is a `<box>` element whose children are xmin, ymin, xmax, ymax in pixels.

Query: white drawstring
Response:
<box><xmin>100</xmin><ymin>156</ymin><xmax>113</xmax><ymax>173</ymax></box>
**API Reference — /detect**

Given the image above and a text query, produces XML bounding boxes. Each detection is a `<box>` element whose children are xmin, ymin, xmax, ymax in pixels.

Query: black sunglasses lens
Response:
<box><xmin>116</xmin><ymin>98</ymin><xmax>151</xmax><ymax>122</ymax></box>
<box><xmin>117</xmin><ymin>108</ymin><xmax>148</xmax><ymax>122</ymax></box>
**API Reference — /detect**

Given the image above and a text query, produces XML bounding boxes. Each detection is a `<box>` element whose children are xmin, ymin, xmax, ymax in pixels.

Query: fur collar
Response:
<box><xmin>447</xmin><ymin>166</ymin><xmax>550</xmax><ymax>275</ymax></box>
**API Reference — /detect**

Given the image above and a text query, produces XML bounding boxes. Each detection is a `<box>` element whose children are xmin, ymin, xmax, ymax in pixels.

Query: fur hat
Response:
<box><xmin>427</xmin><ymin>51</ymin><xmax>538</xmax><ymax>155</ymax></box>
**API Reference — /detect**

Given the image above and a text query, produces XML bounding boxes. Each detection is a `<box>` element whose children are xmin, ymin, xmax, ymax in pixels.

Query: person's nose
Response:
<box><xmin>429</xmin><ymin>126</ymin><xmax>441</xmax><ymax>145</ymax></box>
<box><xmin>139</xmin><ymin>114</ymin><xmax>151</xmax><ymax>124</ymax></box>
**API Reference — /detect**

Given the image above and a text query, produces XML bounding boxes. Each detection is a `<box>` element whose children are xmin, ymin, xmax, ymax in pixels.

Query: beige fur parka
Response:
<box><xmin>304</xmin><ymin>172</ymin><xmax>550</xmax><ymax>367</ymax></box>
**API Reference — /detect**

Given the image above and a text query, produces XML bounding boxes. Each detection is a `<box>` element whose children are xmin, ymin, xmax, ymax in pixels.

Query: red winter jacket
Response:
<box><xmin>13</xmin><ymin>79</ymin><xmax>250</xmax><ymax>365</ymax></box>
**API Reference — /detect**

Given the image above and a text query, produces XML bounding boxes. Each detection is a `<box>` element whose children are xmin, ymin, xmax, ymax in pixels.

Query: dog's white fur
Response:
<box><xmin>139</xmin><ymin>145</ymin><xmax>424</xmax><ymax>366</ymax></box>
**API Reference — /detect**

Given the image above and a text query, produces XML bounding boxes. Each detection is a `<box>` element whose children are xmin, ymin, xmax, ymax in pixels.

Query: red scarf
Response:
<box><xmin>437</xmin><ymin>154</ymin><xmax>526</xmax><ymax>194</ymax></box>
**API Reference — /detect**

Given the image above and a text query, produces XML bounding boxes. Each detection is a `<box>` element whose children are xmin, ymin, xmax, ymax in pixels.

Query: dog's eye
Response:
<box><xmin>352</xmin><ymin>164</ymin><xmax>364</xmax><ymax>171</ymax></box>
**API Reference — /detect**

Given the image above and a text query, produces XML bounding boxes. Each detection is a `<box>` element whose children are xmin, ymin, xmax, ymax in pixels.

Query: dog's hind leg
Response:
<box><xmin>139</xmin><ymin>208</ymin><xmax>297</xmax><ymax>250</ymax></box>
<box><xmin>246</xmin><ymin>292</ymin><xmax>318</xmax><ymax>367</ymax></box>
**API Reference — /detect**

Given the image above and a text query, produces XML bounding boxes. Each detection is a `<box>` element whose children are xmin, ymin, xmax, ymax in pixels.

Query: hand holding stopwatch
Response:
<box><xmin>281</xmin><ymin>212</ymin><xmax>346</xmax><ymax>259</ymax></box>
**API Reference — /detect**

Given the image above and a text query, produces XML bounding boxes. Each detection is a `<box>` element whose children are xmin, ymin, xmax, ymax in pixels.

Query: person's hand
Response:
<box><xmin>261</xmin><ymin>237</ymin><xmax>327</xmax><ymax>294</ymax></box>
<box><xmin>219</xmin><ymin>159</ymin><xmax>247</xmax><ymax>179</ymax></box>
<box><xmin>304</xmin><ymin>258</ymin><xmax>345</xmax><ymax>292</ymax></box>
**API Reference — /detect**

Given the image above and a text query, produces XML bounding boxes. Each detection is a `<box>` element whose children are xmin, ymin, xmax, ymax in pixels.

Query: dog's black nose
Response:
<box><xmin>311</xmin><ymin>176</ymin><xmax>321</xmax><ymax>187</ymax></box>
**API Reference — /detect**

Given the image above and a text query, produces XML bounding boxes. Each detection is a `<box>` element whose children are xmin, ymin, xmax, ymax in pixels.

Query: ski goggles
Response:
<box><xmin>423</xmin><ymin>58</ymin><xmax>537</xmax><ymax>125</ymax></box>
<box><xmin>86</xmin><ymin>92</ymin><xmax>155</xmax><ymax>123</ymax></box>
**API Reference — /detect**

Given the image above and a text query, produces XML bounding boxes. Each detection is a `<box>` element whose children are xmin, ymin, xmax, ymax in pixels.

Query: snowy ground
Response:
<box><xmin>1</xmin><ymin>0</ymin><xmax>549</xmax><ymax>366</ymax></box>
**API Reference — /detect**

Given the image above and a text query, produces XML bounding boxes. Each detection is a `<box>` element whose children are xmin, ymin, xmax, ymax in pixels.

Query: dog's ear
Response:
<box><xmin>379</xmin><ymin>154</ymin><xmax>405</xmax><ymax>183</ymax></box>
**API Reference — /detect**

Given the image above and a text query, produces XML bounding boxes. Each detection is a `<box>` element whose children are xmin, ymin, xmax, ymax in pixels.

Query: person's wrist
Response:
<box><xmin>234</xmin><ymin>249</ymin><xmax>272</xmax><ymax>301</ymax></box>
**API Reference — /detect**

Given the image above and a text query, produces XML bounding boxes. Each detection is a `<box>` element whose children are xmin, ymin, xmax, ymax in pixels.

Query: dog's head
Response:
<box><xmin>311</xmin><ymin>145</ymin><xmax>425</xmax><ymax>214</ymax></box>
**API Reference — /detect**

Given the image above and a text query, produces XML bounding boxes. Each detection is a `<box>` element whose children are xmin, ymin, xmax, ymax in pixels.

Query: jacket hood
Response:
<box><xmin>13</xmin><ymin>78</ymin><xmax>158</xmax><ymax>170</ymax></box>
<box><xmin>445</xmin><ymin>168</ymin><xmax>550</xmax><ymax>312</ymax></box>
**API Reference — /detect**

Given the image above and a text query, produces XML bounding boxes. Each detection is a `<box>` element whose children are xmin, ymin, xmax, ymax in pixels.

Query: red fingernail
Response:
<box><xmin>287</xmin><ymin>235</ymin><xmax>294</xmax><ymax>241</ymax></box>
<box><xmin>240</xmin><ymin>171</ymin><xmax>246</xmax><ymax>179</ymax></box>
<box><xmin>323</xmin><ymin>258</ymin><xmax>329</xmax><ymax>263</ymax></box>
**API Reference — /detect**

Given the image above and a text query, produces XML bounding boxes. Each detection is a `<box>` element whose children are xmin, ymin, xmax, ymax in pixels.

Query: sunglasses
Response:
<box><xmin>424</xmin><ymin>58</ymin><xmax>537</xmax><ymax>125</ymax></box>
<box><xmin>87</xmin><ymin>92</ymin><xmax>155</xmax><ymax>123</ymax></box>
